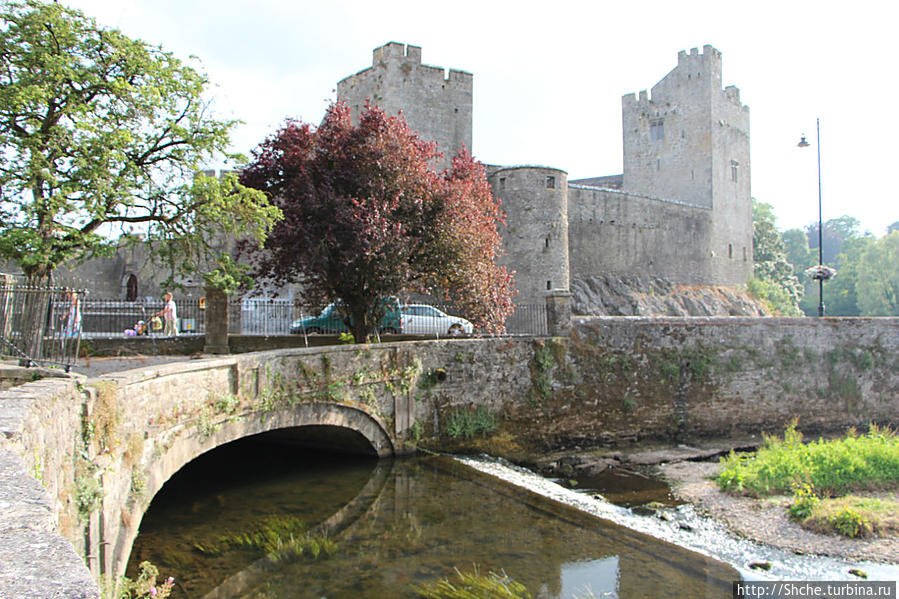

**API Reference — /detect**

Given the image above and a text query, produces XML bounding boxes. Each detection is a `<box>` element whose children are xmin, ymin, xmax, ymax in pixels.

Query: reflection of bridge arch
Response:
<box><xmin>111</xmin><ymin>401</ymin><xmax>393</xmax><ymax>581</ymax></box>
<box><xmin>200</xmin><ymin>459</ymin><xmax>394</xmax><ymax>599</ymax></box>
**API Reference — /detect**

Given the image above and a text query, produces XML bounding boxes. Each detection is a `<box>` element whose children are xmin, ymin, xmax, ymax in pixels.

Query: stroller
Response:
<box><xmin>125</xmin><ymin>320</ymin><xmax>150</xmax><ymax>336</ymax></box>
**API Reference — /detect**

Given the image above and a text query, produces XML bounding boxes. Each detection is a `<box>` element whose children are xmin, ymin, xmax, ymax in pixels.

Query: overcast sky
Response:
<box><xmin>62</xmin><ymin>0</ymin><xmax>897</xmax><ymax>236</ymax></box>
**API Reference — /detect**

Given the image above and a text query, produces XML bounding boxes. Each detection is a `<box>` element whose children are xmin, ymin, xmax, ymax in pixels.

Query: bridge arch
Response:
<box><xmin>110</xmin><ymin>401</ymin><xmax>393</xmax><ymax>581</ymax></box>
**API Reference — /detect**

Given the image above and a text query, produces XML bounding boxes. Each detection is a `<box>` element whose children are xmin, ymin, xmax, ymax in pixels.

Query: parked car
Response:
<box><xmin>401</xmin><ymin>304</ymin><xmax>473</xmax><ymax>336</ymax></box>
<box><xmin>289</xmin><ymin>301</ymin><xmax>401</xmax><ymax>335</ymax></box>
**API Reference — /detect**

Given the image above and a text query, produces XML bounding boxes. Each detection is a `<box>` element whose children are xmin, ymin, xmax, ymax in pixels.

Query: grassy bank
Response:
<box><xmin>717</xmin><ymin>422</ymin><xmax>899</xmax><ymax>538</ymax></box>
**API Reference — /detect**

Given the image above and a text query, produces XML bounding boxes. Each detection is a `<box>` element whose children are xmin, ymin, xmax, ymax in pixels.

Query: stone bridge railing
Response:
<box><xmin>3</xmin><ymin>317</ymin><xmax>899</xmax><ymax>598</ymax></box>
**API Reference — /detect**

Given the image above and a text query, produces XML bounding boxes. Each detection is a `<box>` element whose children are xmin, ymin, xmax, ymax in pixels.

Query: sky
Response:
<box><xmin>61</xmin><ymin>0</ymin><xmax>898</xmax><ymax>236</ymax></box>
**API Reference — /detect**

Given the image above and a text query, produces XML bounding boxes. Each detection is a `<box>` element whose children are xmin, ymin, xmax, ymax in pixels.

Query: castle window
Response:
<box><xmin>743</xmin><ymin>246</ymin><xmax>747</xmax><ymax>262</ymax></box>
<box><xmin>499</xmin><ymin>177</ymin><xmax>506</xmax><ymax>191</ymax></box>
<box><xmin>545</xmin><ymin>236</ymin><xmax>550</xmax><ymax>248</ymax></box>
<box><xmin>729</xmin><ymin>243</ymin><xmax>733</xmax><ymax>259</ymax></box>
<box><xmin>656</xmin><ymin>159</ymin><xmax>661</xmax><ymax>170</ymax></box>
<box><xmin>547</xmin><ymin>280</ymin><xmax>552</xmax><ymax>290</ymax></box>
<box><xmin>650</xmin><ymin>119</ymin><xmax>664</xmax><ymax>141</ymax></box>
<box><xmin>546</xmin><ymin>176</ymin><xmax>555</xmax><ymax>189</ymax></box>
<box><xmin>731</xmin><ymin>164</ymin><xmax>739</xmax><ymax>182</ymax></box>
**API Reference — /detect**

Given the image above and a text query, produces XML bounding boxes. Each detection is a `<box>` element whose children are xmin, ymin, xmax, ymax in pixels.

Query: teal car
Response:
<box><xmin>290</xmin><ymin>301</ymin><xmax>401</xmax><ymax>335</ymax></box>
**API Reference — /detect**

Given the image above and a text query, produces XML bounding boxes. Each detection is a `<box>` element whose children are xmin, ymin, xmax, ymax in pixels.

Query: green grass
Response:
<box><xmin>798</xmin><ymin>495</ymin><xmax>899</xmax><ymax>539</ymax></box>
<box><xmin>717</xmin><ymin>422</ymin><xmax>899</xmax><ymax>497</ymax></box>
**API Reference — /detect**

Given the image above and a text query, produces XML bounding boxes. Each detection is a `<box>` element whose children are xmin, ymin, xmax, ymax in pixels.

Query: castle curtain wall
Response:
<box><xmin>567</xmin><ymin>186</ymin><xmax>713</xmax><ymax>285</ymax></box>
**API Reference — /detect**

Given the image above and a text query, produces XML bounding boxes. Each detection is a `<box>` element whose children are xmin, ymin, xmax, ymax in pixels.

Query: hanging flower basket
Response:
<box><xmin>805</xmin><ymin>264</ymin><xmax>837</xmax><ymax>281</ymax></box>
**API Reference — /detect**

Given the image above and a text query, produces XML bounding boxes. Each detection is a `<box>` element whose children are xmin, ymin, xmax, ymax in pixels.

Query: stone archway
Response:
<box><xmin>107</xmin><ymin>401</ymin><xmax>393</xmax><ymax>582</ymax></box>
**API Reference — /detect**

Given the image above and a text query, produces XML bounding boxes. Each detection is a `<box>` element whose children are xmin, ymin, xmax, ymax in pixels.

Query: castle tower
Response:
<box><xmin>489</xmin><ymin>166</ymin><xmax>570</xmax><ymax>305</ymax></box>
<box><xmin>337</xmin><ymin>42</ymin><xmax>473</xmax><ymax>171</ymax></box>
<box><xmin>621</xmin><ymin>45</ymin><xmax>752</xmax><ymax>285</ymax></box>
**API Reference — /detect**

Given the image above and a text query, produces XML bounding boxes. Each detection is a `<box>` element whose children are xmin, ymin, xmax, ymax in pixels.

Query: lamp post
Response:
<box><xmin>798</xmin><ymin>118</ymin><xmax>827</xmax><ymax>317</ymax></box>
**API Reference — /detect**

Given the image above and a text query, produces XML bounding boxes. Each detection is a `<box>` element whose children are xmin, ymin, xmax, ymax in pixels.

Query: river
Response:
<box><xmin>127</xmin><ymin>435</ymin><xmax>896</xmax><ymax>598</ymax></box>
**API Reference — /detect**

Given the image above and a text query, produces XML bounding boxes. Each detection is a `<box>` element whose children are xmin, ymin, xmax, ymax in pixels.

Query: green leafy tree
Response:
<box><xmin>782</xmin><ymin>228</ymin><xmax>815</xmax><ymax>278</ymax></box>
<box><xmin>801</xmin><ymin>234</ymin><xmax>873</xmax><ymax>316</ymax></box>
<box><xmin>750</xmin><ymin>200</ymin><xmax>803</xmax><ymax>315</ymax></box>
<box><xmin>806</xmin><ymin>215</ymin><xmax>861</xmax><ymax>266</ymax></box>
<box><xmin>856</xmin><ymin>231</ymin><xmax>899</xmax><ymax>315</ymax></box>
<box><xmin>0</xmin><ymin>0</ymin><xmax>280</xmax><ymax>286</ymax></box>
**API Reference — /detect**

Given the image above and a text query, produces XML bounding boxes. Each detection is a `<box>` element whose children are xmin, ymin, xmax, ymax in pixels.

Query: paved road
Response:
<box><xmin>69</xmin><ymin>355</ymin><xmax>191</xmax><ymax>378</ymax></box>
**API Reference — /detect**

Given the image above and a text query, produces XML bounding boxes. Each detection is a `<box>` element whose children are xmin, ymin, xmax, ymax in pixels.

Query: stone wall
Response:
<box><xmin>567</xmin><ymin>186</ymin><xmax>713</xmax><ymax>285</ymax></box>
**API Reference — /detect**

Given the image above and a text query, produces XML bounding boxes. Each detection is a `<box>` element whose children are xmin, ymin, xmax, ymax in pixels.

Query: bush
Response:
<box><xmin>788</xmin><ymin>483</ymin><xmax>820</xmax><ymax>521</ymax></box>
<box><xmin>829</xmin><ymin>508</ymin><xmax>873</xmax><ymax>538</ymax></box>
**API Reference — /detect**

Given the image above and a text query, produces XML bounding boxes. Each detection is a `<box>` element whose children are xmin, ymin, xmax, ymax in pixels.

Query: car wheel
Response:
<box><xmin>306</xmin><ymin>327</ymin><xmax>321</xmax><ymax>334</ymax></box>
<box><xmin>382</xmin><ymin>327</ymin><xmax>400</xmax><ymax>335</ymax></box>
<box><xmin>448</xmin><ymin>324</ymin><xmax>464</xmax><ymax>336</ymax></box>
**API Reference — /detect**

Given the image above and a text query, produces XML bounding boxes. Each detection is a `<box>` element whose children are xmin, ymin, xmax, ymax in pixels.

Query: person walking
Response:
<box><xmin>155</xmin><ymin>292</ymin><xmax>178</xmax><ymax>336</ymax></box>
<box><xmin>62</xmin><ymin>291</ymin><xmax>81</xmax><ymax>338</ymax></box>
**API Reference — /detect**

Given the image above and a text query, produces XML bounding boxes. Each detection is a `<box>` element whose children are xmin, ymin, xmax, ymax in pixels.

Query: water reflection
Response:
<box><xmin>129</xmin><ymin>440</ymin><xmax>737</xmax><ymax>598</ymax></box>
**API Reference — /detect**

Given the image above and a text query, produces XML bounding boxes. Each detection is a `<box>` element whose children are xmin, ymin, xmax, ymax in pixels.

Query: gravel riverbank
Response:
<box><xmin>658</xmin><ymin>460</ymin><xmax>899</xmax><ymax>564</ymax></box>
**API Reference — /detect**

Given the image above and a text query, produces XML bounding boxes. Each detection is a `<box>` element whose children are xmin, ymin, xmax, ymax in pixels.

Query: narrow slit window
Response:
<box><xmin>546</xmin><ymin>176</ymin><xmax>555</xmax><ymax>189</ymax></box>
<box><xmin>728</xmin><ymin>243</ymin><xmax>733</xmax><ymax>259</ymax></box>
<box><xmin>547</xmin><ymin>280</ymin><xmax>552</xmax><ymax>290</ymax></box>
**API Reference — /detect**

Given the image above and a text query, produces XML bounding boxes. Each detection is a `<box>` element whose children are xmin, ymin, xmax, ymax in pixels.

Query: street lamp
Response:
<box><xmin>798</xmin><ymin>118</ymin><xmax>833</xmax><ymax>317</ymax></box>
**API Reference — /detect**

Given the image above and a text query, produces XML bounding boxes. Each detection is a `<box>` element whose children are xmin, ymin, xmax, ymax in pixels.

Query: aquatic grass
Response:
<box><xmin>193</xmin><ymin>516</ymin><xmax>337</xmax><ymax>561</ymax></box>
<box><xmin>414</xmin><ymin>567</ymin><xmax>531</xmax><ymax>599</ymax></box>
<box><xmin>717</xmin><ymin>422</ymin><xmax>899</xmax><ymax>496</ymax></box>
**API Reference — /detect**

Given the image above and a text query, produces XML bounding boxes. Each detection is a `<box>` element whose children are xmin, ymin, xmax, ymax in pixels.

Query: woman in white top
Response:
<box><xmin>155</xmin><ymin>292</ymin><xmax>178</xmax><ymax>336</ymax></box>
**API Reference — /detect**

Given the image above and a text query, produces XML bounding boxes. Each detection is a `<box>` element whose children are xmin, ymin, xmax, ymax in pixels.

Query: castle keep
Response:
<box><xmin>339</xmin><ymin>43</ymin><xmax>753</xmax><ymax>304</ymax></box>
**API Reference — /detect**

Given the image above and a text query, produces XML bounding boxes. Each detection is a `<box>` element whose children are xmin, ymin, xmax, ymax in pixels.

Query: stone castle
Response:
<box><xmin>339</xmin><ymin>42</ymin><xmax>753</xmax><ymax>304</ymax></box>
<box><xmin>24</xmin><ymin>42</ymin><xmax>754</xmax><ymax>312</ymax></box>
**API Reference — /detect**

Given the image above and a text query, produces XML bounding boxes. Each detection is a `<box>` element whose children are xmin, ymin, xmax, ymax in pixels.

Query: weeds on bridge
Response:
<box><xmin>102</xmin><ymin>560</ymin><xmax>174</xmax><ymax>599</ymax></box>
<box><xmin>445</xmin><ymin>406</ymin><xmax>498</xmax><ymax>440</ymax></box>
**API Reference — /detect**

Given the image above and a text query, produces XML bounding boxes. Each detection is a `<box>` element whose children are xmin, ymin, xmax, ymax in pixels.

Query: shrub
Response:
<box><xmin>788</xmin><ymin>483</ymin><xmax>820</xmax><ymax>521</ymax></box>
<box><xmin>829</xmin><ymin>508</ymin><xmax>873</xmax><ymax>538</ymax></box>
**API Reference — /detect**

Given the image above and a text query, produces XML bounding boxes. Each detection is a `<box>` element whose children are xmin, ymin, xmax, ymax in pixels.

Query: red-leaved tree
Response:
<box><xmin>240</xmin><ymin>102</ymin><xmax>514</xmax><ymax>342</ymax></box>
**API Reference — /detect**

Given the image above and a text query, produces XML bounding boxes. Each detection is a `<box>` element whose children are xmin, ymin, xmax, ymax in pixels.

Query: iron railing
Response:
<box><xmin>73</xmin><ymin>298</ymin><xmax>548</xmax><ymax>337</ymax></box>
<box><xmin>0</xmin><ymin>285</ymin><xmax>86</xmax><ymax>371</ymax></box>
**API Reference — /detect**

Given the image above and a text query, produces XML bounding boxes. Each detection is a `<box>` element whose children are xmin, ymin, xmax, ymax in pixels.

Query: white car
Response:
<box><xmin>401</xmin><ymin>305</ymin><xmax>474</xmax><ymax>336</ymax></box>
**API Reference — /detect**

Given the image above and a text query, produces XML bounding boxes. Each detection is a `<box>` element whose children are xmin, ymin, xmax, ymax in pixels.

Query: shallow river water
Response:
<box><xmin>128</xmin><ymin>438</ymin><xmax>896</xmax><ymax>598</ymax></box>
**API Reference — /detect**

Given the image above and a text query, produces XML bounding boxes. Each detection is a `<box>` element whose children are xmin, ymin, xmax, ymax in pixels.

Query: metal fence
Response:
<box><xmin>0</xmin><ymin>285</ymin><xmax>86</xmax><ymax>371</ymax></box>
<box><xmin>76</xmin><ymin>298</ymin><xmax>548</xmax><ymax>337</ymax></box>
<box><xmin>79</xmin><ymin>298</ymin><xmax>206</xmax><ymax>337</ymax></box>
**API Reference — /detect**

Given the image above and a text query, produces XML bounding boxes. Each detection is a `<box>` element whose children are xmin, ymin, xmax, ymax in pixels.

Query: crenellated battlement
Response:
<box><xmin>372</xmin><ymin>41</ymin><xmax>422</xmax><ymax>65</ymax></box>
